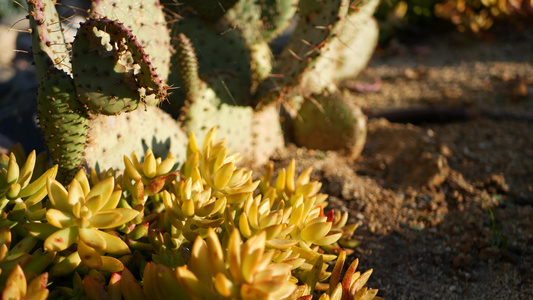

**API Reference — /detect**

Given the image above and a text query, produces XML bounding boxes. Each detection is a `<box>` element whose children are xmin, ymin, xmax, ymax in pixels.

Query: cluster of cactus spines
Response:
<box><xmin>27</xmin><ymin>0</ymin><xmax>70</xmax><ymax>79</ymax></box>
<box><xmin>0</xmin><ymin>132</ymin><xmax>378</xmax><ymax>299</ymax></box>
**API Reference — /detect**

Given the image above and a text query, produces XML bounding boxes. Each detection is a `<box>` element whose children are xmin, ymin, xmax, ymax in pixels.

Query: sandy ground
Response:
<box><xmin>268</xmin><ymin>26</ymin><xmax>533</xmax><ymax>299</ymax></box>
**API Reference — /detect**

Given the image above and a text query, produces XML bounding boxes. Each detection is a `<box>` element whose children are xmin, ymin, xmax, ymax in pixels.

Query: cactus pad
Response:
<box><xmin>85</xmin><ymin>106</ymin><xmax>187</xmax><ymax>172</ymax></box>
<box><xmin>254</xmin><ymin>0</ymin><xmax>348</xmax><ymax>105</ymax></box>
<box><xmin>181</xmin><ymin>87</ymin><xmax>254</xmax><ymax>154</ymax></box>
<box><xmin>179</xmin><ymin>0</ymin><xmax>239</xmax><ymax>20</ymax></box>
<box><xmin>293</xmin><ymin>94</ymin><xmax>367</xmax><ymax>159</ymax></box>
<box><xmin>300</xmin><ymin>0</ymin><xmax>380</xmax><ymax>94</ymax></box>
<box><xmin>259</xmin><ymin>0</ymin><xmax>298</xmax><ymax>42</ymax></box>
<box><xmin>175</xmin><ymin>15</ymin><xmax>252</xmax><ymax>105</ymax></box>
<box><xmin>36</xmin><ymin>69</ymin><xmax>89</xmax><ymax>180</ymax></box>
<box><xmin>91</xmin><ymin>0</ymin><xmax>172</xmax><ymax>86</ymax></box>
<box><xmin>71</xmin><ymin>18</ymin><xmax>166</xmax><ymax>115</ymax></box>
<box><xmin>27</xmin><ymin>0</ymin><xmax>70</xmax><ymax>78</ymax></box>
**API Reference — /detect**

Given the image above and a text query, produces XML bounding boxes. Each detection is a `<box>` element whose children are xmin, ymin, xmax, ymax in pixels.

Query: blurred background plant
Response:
<box><xmin>375</xmin><ymin>0</ymin><xmax>533</xmax><ymax>45</ymax></box>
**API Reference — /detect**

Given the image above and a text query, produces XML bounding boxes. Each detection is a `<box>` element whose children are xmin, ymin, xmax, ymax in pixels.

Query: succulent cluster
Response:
<box><xmin>434</xmin><ymin>0</ymin><xmax>533</xmax><ymax>32</ymax></box>
<box><xmin>0</xmin><ymin>131</ymin><xmax>378</xmax><ymax>299</ymax></box>
<box><xmin>26</xmin><ymin>0</ymin><xmax>379</xmax><ymax>181</ymax></box>
<box><xmin>376</xmin><ymin>0</ymin><xmax>533</xmax><ymax>38</ymax></box>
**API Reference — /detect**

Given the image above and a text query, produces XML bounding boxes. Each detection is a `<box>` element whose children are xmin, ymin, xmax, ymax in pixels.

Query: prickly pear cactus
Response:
<box><xmin>26</xmin><ymin>0</ymin><xmax>380</xmax><ymax>179</ymax></box>
<box><xmin>253</xmin><ymin>0</ymin><xmax>349</xmax><ymax>104</ymax></box>
<box><xmin>28</xmin><ymin>0</ymin><xmax>88</xmax><ymax>179</ymax></box>
<box><xmin>90</xmin><ymin>0</ymin><xmax>172</xmax><ymax>88</ymax></box>
<box><xmin>299</xmin><ymin>0</ymin><xmax>380</xmax><ymax>95</ymax></box>
<box><xmin>71</xmin><ymin>18</ymin><xmax>166</xmax><ymax>114</ymax></box>
<box><xmin>27</xmin><ymin>0</ymin><xmax>182</xmax><ymax>180</ymax></box>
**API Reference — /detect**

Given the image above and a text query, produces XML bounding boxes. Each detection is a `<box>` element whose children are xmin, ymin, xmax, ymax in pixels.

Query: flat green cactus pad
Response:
<box><xmin>36</xmin><ymin>69</ymin><xmax>89</xmax><ymax>178</ymax></box>
<box><xmin>300</xmin><ymin>0</ymin><xmax>380</xmax><ymax>95</ymax></box>
<box><xmin>85</xmin><ymin>106</ymin><xmax>187</xmax><ymax>172</ymax></box>
<box><xmin>243</xmin><ymin>105</ymin><xmax>284</xmax><ymax>165</ymax></box>
<box><xmin>90</xmin><ymin>0</ymin><xmax>171</xmax><ymax>87</ymax></box>
<box><xmin>27</xmin><ymin>0</ymin><xmax>70</xmax><ymax>79</ymax></box>
<box><xmin>179</xmin><ymin>0</ymin><xmax>239</xmax><ymax>20</ymax></box>
<box><xmin>175</xmin><ymin>15</ymin><xmax>253</xmax><ymax>105</ymax></box>
<box><xmin>259</xmin><ymin>0</ymin><xmax>298</xmax><ymax>42</ymax></box>
<box><xmin>293</xmin><ymin>94</ymin><xmax>367</xmax><ymax>159</ymax></box>
<box><xmin>71</xmin><ymin>18</ymin><xmax>166</xmax><ymax>115</ymax></box>
<box><xmin>254</xmin><ymin>0</ymin><xmax>349</xmax><ymax>105</ymax></box>
<box><xmin>182</xmin><ymin>87</ymin><xmax>254</xmax><ymax>154</ymax></box>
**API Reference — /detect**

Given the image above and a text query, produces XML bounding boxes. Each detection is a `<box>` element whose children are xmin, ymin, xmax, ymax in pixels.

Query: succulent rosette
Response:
<box><xmin>182</xmin><ymin>129</ymin><xmax>260</xmax><ymax>205</ymax></box>
<box><xmin>41</xmin><ymin>170</ymin><xmax>138</xmax><ymax>272</ymax></box>
<box><xmin>1</xmin><ymin>265</ymin><xmax>49</xmax><ymax>300</ymax></box>
<box><xmin>174</xmin><ymin>228</ymin><xmax>297</xmax><ymax>300</ymax></box>
<box><xmin>0</xmin><ymin>150</ymin><xmax>58</xmax><ymax>222</ymax></box>
<box><xmin>123</xmin><ymin>148</ymin><xmax>179</xmax><ymax>198</ymax></box>
<box><xmin>162</xmin><ymin>178</ymin><xmax>226</xmax><ymax>242</ymax></box>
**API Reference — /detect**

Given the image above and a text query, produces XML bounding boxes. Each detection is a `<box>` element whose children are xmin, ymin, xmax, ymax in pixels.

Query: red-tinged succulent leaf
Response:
<box><xmin>83</xmin><ymin>275</ymin><xmax>109</xmax><ymax>300</ymax></box>
<box><xmin>44</xmin><ymin>227</ymin><xmax>78</xmax><ymax>252</ymax></box>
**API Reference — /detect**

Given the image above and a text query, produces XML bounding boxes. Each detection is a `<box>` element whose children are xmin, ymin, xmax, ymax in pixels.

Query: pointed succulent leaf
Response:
<box><xmin>46</xmin><ymin>178</ymin><xmax>71</xmax><ymax>212</ymax></box>
<box><xmin>78</xmin><ymin>240</ymin><xmax>103</xmax><ymax>269</ymax></box>
<box><xmin>44</xmin><ymin>227</ymin><xmax>78</xmax><ymax>252</ymax></box>
<box><xmin>86</xmin><ymin>177</ymin><xmax>114</xmax><ymax>208</ymax></box>
<box><xmin>18</xmin><ymin>165</ymin><xmax>58</xmax><ymax>199</ymax></box>
<box><xmin>46</xmin><ymin>209</ymin><xmax>76</xmax><ymax>228</ymax></box>
<box><xmin>79</xmin><ymin>227</ymin><xmax>106</xmax><ymax>251</ymax></box>
<box><xmin>100</xmin><ymin>256</ymin><xmax>125</xmax><ymax>273</ymax></box>
<box><xmin>98</xmin><ymin>231</ymin><xmax>130</xmax><ymax>255</ymax></box>
<box><xmin>89</xmin><ymin>210</ymin><xmax>122</xmax><ymax>229</ymax></box>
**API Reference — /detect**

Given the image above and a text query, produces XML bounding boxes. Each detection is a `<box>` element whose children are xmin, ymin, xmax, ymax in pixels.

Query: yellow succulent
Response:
<box><xmin>123</xmin><ymin>148</ymin><xmax>178</xmax><ymax>196</ymax></box>
<box><xmin>238</xmin><ymin>195</ymin><xmax>297</xmax><ymax>246</ymax></box>
<box><xmin>0</xmin><ymin>150</ymin><xmax>58</xmax><ymax>221</ymax></box>
<box><xmin>257</xmin><ymin>161</ymin><xmax>342</xmax><ymax>259</ymax></box>
<box><xmin>259</xmin><ymin>159</ymin><xmax>323</xmax><ymax>207</ymax></box>
<box><xmin>42</xmin><ymin>169</ymin><xmax>138</xmax><ymax>273</ymax></box>
<box><xmin>162</xmin><ymin>177</ymin><xmax>226</xmax><ymax>241</ymax></box>
<box><xmin>175</xmin><ymin>228</ymin><xmax>297</xmax><ymax>300</ymax></box>
<box><xmin>318</xmin><ymin>251</ymin><xmax>378</xmax><ymax>300</ymax></box>
<box><xmin>182</xmin><ymin>128</ymin><xmax>260</xmax><ymax>205</ymax></box>
<box><xmin>1</xmin><ymin>265</ymin><xmax>49</xmax><ymax>300</ymax></box>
